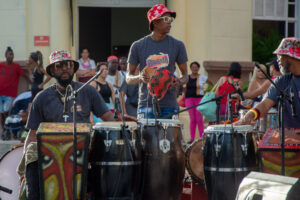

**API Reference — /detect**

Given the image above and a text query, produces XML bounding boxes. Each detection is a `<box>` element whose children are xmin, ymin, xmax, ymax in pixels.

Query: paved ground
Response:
<box><xmin>0</xmin><ymin>139</ymin><xmax>21</xmax><ymax>158</ymax></box>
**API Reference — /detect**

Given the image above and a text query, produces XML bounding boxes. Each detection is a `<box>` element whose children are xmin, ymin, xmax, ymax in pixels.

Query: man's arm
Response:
<box><xmin>126</xmin><ymin>63</ymin><xmax>143</xmax><ymax>84</ymax></box>
<box><xmin>24</xmin><ymin>129</ymin><xmax>37</xmax><ymax>150</ymax></box>
<box><xmin>244</xmin><ymin>81</ymin><xmax>271</xmax><ymax>99</ymax></box>
<box><xmin>234</xmin><ymin>98</ymin><xmax>275</xmax><ymax>125</ymax></box>
<box><xmin>177</xmin><ymin>63</ymin><xmax>188</xmax><ymax>85</ymax></box>
<box><xmin>100</xmin><ymin>111</ymin><xmax>115</xmax><ymax>121</ymax></box>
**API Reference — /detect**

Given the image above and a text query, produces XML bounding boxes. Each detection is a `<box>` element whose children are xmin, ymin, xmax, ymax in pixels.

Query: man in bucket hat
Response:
<box><xmin>126</xmin><ymin>4</ymin><xmax>188</xmax><ymax>119</ymax></box>
<box><xmin>236</xmin><ymin>37</ymin><xmax>300</xmax><ymax>128</ymax></box>
<box><xmin>21</xmin><ymin>50</ymin><xmax>115</xmax><ymax>199</ymax></box>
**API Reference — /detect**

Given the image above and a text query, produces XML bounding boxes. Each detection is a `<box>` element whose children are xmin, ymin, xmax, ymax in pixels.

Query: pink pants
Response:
<box><xmin>185</xmin><ymin>97</ymin><xmax>204</xmax><ymax>139</ymax></box>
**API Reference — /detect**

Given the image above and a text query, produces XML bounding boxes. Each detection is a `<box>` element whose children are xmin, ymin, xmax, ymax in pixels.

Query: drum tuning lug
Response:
<box><xmin>214</xmin><ymin>144</ymin><xmax>221</xmax><ymax>157</ymax></box>
<box><xmin>104</xmin><ymin>140</ymin><xmax>112</xmax><ymax>152</ymax></box>
<box><xmin>241</xmin><ymin>144</ymin><xmax>248</xmax><ymax>156</ymax></box>
<box><xmin>159</xmin><ymin>139</ymin><xmax>170</xmax><ymax>153</ymax></box>
<box><xmin>129</xmin><ymin>139</ymin><xmax>136</xmax><ymax>149</ymax></box>
<box><xmin>141</xmin><ymin>139</ymin><xmax>146</xmax><ymax>149</ymax></box>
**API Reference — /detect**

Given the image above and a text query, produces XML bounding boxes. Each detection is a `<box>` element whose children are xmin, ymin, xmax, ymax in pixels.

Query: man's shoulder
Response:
<box><xmin>132</xmin><ymin>35</ymin><xmax>151</xmax><ymax>47</ymax></box>
<box><xmin>167</xmin><ymin>35</ymin><xmax>185</xmax><ymax>45</ymax></box>
<box><xmin>275</xmin><ymin>73</ymin><xmax>293</xmax><ymax>84</ymax></box>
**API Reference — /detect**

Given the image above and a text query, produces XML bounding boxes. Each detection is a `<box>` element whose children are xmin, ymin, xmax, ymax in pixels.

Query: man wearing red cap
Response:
<box><xmin>21</xmin><ymin>50</ymin><xmax>115</xmax><ymax>199</ymax></box>
<box><xmin>236</xmin><ymin>37</ymin><xmax>300</xmax><ymax>128</ymax></box>
<box><xmin>126</xmin><ymin>4</ymin><xmax>188</xmax><ymax>119</ymax></box>
<box><xmin>107</xmin><ymin>55</ymin><xmax>124</xmax><ymax>91</ymax></box>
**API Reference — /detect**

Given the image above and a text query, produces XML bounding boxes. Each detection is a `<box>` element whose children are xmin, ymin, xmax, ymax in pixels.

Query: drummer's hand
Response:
<box><xmin>118</xmin><ymin>114</ymin><xmax>138</xmax><ymax>122</ymax></box>
<box><xmin>170</xmin><ymin>77</ymin><xmax>180</xmax><ymax>88</ymax></box>
<box><xmin>233</xmin><ymin>112</ymin><xmax>256</xmax><ymax>126</ymax></box>
<box><xmin>140</xmin><ymin>72</ymin><xmax>150</xmax><ymax>83</ymax></box>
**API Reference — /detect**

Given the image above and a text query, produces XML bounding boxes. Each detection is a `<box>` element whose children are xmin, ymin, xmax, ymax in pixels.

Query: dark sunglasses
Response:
<box><xmin>54</xmin><ymin>61</ymin><xmax>74</xmax><ymax>69</ymax></box>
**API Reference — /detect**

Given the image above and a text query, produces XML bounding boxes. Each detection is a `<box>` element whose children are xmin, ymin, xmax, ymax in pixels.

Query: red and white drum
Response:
<box><xmin>0</xmin><ymin>145</ymin><xmax>23</xmax><ymax>200</ymax></box>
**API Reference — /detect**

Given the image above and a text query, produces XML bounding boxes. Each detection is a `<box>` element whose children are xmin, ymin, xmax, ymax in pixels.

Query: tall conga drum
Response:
<box><xmin>139</xmin><ymin>119</ymin><xmax>185</xmax><ymax>200</ymax></box>
<box><xmin>203</xmin><ymin>125</ymin><xmax>258</xmax><ymax>200</ymax></box>
<box><xmin>89</xmin><ymin>122</ymin><xmax>142</xmax><ymax>199</ymax></box>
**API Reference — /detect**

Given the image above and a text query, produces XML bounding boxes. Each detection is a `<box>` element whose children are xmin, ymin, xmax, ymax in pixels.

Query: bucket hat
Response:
<box><xmin>46</xmin><ymin>50</ymin><xmax>79</xmax><ymax>77</ymax></box>
<box><xmin>147</xmin><ymin>4</ymin><xmax>176</xmax><ymax>31</ymax></box>
<box><xmin>273</xmin><ymin>37</ymin><xmax>300</xmax><ymax>60</ymax></box>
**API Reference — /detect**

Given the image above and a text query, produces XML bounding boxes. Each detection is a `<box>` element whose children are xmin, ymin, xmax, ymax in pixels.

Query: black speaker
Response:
<box><xmin>236</xmin><ymin>172</ymin><xmax>300</xmax><ymax>200</ymax></box>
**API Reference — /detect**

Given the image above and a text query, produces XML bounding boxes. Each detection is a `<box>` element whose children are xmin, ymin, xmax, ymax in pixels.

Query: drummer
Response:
<box><xmin>235</xmin><ymin>37</ymin><xmax>300</xmax><ymax>128</ymax></box>
<box><xmin>126</xmin><ymin>4</ymin><xmax>188</xmax><ymax>119</ymax></box>
<box><xmin>20</xmin><ymin>50</ymin><xmax>115</xmax><ymax>199</ymax></box>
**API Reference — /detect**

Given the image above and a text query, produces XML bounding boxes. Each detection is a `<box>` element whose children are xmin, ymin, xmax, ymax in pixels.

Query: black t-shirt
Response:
<box><xmin>96</xmin><ymin>81</ymin><xmax>111</xmax><ymax>103</ymax></box>
<box><xmin>26</xmin><ymin>82</ymin><xmax>109</xmax><ymax>130</ymax></box>
<box><xmin>266</xmin><ymin>73</ymin><xmax>300</xmax><ymax>128</ymax></box>
<box><xmin>185</xmin><ymin>76</ymin><xmax>203</xmax><ymax>98</ymax></box>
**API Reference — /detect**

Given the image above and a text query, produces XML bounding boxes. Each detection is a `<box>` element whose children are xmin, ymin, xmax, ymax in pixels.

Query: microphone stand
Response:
<box><xmin>67</xmin><ymin>69</ymin><xmax>103</xmax><ymax>200</ymax></box>
<box><xmin>254</xmin><ymin>62</ymin><xmax>294</xmax><ymax>175</ymax></box>
<box><xmin>166</xmin><ymin>89</ymin><xmax>240</xmax><ymax>119</ymax></box>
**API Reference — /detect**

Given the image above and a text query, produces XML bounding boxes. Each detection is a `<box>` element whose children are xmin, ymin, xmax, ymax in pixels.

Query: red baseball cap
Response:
<box><xmin>147</xmin><ymin>4</ymin><xmax>176</xmax><ymax>31</ymax></box>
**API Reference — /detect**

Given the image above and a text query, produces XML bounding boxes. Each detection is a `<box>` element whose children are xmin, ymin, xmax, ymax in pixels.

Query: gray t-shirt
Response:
<box><xmin>119</xmin><ymin>80</ymin><xmax>139</xmax><ymax>116</ymax></box>
<box><xmin>266</xmin><ymin>73</ymin><xmax>300</xmax><ymax>128</ymax></box>
<box><xmin>26</xmin><ymin>82</ymin><xmax>109</xmax><ymax>130</ymax></box>
<box><xmin>128</xmin><ymin>35</ymin><xmax>188</xmax><ymax>108</ymax></box>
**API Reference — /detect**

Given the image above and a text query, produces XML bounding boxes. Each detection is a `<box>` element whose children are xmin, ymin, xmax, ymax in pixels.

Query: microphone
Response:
<box><xmin>290</xmin><ymin>88</ymin><xmax>298</xmax><ymax>118</ymax></box>
<box><xmin>63</xmin><ymin>85</ymin><xmax>72</xmax><ymax>122</ymax></box>
<box><xmin>152</xmin><ymin>93</ymin><xmax>161</xmax><ymax>117</ymax></box>
<box><xmin>237</xmin><ymin>88</ymin><xmax>249</xmax><ymax>107</ymax></box>
<box><xmin>114</xmin><ymin>90</ymin><xmax>121</xmax><ymax>119</ymax></box>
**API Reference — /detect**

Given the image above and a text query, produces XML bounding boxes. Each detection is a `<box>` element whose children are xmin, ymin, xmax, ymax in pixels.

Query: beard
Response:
<box><xmin>280</xmin><ymin>61</ymin><xmax>291</xmax><ymax>74</ymax></box>
<box><xmin>54</xmin><ymin>73</ymin><xmax>74</xmax><ymax>88</ymax></box>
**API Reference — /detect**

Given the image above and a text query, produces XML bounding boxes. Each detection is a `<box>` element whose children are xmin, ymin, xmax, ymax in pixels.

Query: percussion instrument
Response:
<box><xmin>203</xmin><ymin>124</ymin><xmax>258</xmax><ymax>200</ymax></box>
<box><xmin>185</xmin><ymin>138</ymin><xmax>205</xmax><ymax>185</ymax></box>
<box><xmin>257</xmin><ymin>110</ymin><xmax>278</xmax><ymax>133</ymax></box>
<box><xmin>37</xmin><ymin>123</ymin><xmax>90</xmax><ymax>200</ymax></box>
<box><xmin>138</xmin><ymin>119</ymin><xmax>185</xmax><ymax>200</ymax></box>
<box><xmin>0</xmin><ymin>145</ymin><xmax>23</xmax><ymax>200</ymax></box>
<box><xmin>258</xmin><ymin>128</ymin><xmax>300</xmax><ymax>178</ymax></box>
<box><xmin>90</xmin><ymin>122</ymin><xmax>142</xmax><ymax>199</ymax></box>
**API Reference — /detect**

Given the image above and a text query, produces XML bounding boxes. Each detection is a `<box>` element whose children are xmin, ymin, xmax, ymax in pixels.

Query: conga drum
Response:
<box><xmin>139</xmin><ymin>119</ymin><xmax>185</xmax><ymax>200</ymax></box>
<box><xmin>89</xmin><ymin>122</ymin><xmax>142</xmax><ymax>199</ymax></box>
<box><xmin>0</xmin><ymin>145</ymin><xmax>23</xmax><ymax>200</ymax></box>
<box><xmin>203</xmin><ymin>125</ymin><xmax>258</xmax><ymax>200</ymax></box>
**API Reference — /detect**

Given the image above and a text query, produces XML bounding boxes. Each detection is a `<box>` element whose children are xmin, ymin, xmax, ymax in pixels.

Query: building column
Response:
<box><xmin>50</xmin><ymin>0</ymin><xmax>71</xmax><ymax>52</ymax></box>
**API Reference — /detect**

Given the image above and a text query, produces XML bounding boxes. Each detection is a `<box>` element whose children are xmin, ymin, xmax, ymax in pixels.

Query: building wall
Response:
<box><xmin>0</xmin><ymin>0</ymin><xmax>26</xmax><ymax>60</ymax></box>
<box><xmin>169</xmin><ymin>0</ymin><xmax>252</xmax><ymax>74</ymax></box>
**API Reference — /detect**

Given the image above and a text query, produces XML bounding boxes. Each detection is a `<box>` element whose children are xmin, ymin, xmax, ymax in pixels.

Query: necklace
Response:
<box><xmin>55</xmin><ymin>85</ymin><xmax>66</xmax><ymax>102</ymax></box>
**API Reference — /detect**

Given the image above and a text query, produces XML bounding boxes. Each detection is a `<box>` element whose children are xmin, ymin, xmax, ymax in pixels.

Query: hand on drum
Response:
<box><xmin>233</xmin><ymin>112</ymin><xmax>256</xmax><ymax>126</ymax></box>
<box><xmin>119</xmin><ymin>114</ymin><xmax>138</xmax><ymax>122</ymax></box>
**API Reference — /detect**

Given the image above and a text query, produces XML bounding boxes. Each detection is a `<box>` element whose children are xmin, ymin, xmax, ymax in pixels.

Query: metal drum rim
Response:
<box><xmin>185</xmin><ymin>138</ymin><xmax>205</xmax><ymax>185</ymax></box>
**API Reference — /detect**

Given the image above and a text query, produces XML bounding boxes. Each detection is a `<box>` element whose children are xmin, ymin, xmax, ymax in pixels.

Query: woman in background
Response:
<box><xmin>214</xmin><ymin>62</ymin><xmax>243</xmax><ymax>120</ymax></box>
<box><xmin>245</xmin><ymin>64</ymin><xmax>268</xmax><ymax>106</ymax></box>
<box><xmin>90</xmin><ymin>63</ymin><xmax>115</xmax><ymax>123</ymax></box>
<box><xmin>76</xmin><ymin>48</ymin><xmax>96</xmax><ymax>83</ymax></box>
<box><xmin>184</xmin><ymin>61</ymin><xmax>207</xmax><ymax>142</ymax></box>
<box><xmin>28</xmin><ymin>51</ymin><xmax>51</xmax><ymax>101</ymax></box>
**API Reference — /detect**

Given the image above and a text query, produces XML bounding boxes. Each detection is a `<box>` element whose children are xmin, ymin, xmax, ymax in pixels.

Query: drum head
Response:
<box><xmin>0</xmin><ymin>146</ymin><xmax>23</xmax><ymax>200</ymax></box>
<box><xmin>138</xmin><ymin>119</ymin><xmax>183</xmax><ymax>127</ymax></box>
<box><xmin>205</xmin><ymin>124</ymin><xmax>253</xmax><ymax>134</ymax></box>
<box><xmin>93</xmin><ymin>122</ymin><xmax>137</xmax><ymax>131</ymax></box>
<box><xmin>186</xmin><ymin>139</ymin><xmax>204</xmax><ymax>185</ymax></box>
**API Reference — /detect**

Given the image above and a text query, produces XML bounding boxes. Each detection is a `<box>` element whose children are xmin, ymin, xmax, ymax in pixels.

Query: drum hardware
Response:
<box><xmin>241</xmin><ymin>132</ymin><xmax>248</xmax><ymax>156</ymax></box>
<box><xmin>214</xmin><ymin>133</ymin><xmax>221</xmax><ymax>157</ymax></box>
<box><xmin>104</xmin><ymin>130</ymin><xmax>112</xmax><ymax>152</ymax></box>
<box><xmin>159</xmin><ymin>123</ymin><xmax>171</xmax><ymax>153</ymax></box>
<box><xmin>115</xmin><ymin>139</ymin><xmax>125</xmax><ymax>145</ymax></box>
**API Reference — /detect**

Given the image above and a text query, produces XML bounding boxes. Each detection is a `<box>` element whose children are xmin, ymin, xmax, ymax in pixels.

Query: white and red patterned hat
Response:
<box><xmin>274</xmin><ymin>37</ymin><xmax>300</xmax><ymax>60</ymax></box>
<box><xmin>46</xmin><ymin>50</ymin><xmax>79</xmax><ymax>76</ymax></box>
<box><xmin>147</xmin><ymin>4</ymin><xmax>176</xmax><ymax>31</ymax></box>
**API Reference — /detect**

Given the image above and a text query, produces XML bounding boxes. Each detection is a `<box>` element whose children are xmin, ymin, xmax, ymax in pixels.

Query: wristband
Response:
<box><xmin>248</xmin><ymin>108</ymin><xmax>260</xmax><ymax>120</ymax></box>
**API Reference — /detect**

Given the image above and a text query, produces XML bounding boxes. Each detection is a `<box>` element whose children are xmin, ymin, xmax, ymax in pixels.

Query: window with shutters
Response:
<box><xmin>253</xmin><ymin>0</ymin><xmax>297</xmax><ymax>37</ymax></box>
